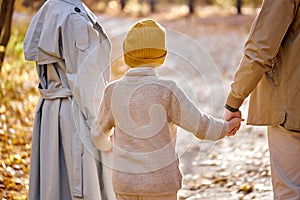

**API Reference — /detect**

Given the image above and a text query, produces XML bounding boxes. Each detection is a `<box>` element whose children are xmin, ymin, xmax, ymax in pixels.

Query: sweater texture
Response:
<box><xmin>92</xmin><ymin>67</ymin><xmax>230</xmax><ymax>195</ymax></box>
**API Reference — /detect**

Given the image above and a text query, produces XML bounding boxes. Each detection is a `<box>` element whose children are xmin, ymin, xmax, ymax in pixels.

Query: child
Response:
<box><xmin>92</xmin><ymin>19</ymin><xmax>241</xmax><ymax>200</ymax></box>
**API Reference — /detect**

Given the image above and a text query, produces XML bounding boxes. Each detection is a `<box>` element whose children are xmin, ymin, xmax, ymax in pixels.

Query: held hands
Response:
<box><xmin>227</xmin><ymin>117</ymin><xmax>243</xmax><ymax>137</ymax></box>
<box><xmin>224</xmin><ymin>109</ymin><xmax>243</xmax><ymax>137</ymax></box>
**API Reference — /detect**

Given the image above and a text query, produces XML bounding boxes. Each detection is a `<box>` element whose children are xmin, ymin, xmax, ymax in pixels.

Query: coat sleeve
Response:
<box><xmin>72</xmin><ymin>41</ymin><xmax>111</xmax><ymax>128</ymax></box>
<box><xmin>62</xmin><ymin>10</ymin><xmax>111</xmax><ymax>129</ymax></box>
<box><xmin>226</xmin><ymin>0</ymin><xmax>296</xmax><ymax>108</ymax></box>
<box><xmin>91</xmin><ymin>85</ymin><xmax>114</xmax><ymax>151</ymax></box>
<box><xmin>168</xmin><ymin>81</ymin><xmax>229</xmax><ymax>141</ymax></box>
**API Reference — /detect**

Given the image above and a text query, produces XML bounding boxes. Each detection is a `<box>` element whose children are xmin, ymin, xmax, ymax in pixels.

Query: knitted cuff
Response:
<box><xmin>226</xmin><ymin>92</ymin><xmax>244</xmax><ymax>109</ymax></box>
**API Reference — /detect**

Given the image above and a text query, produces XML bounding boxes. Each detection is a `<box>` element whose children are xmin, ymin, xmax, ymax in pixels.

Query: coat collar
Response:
<box><xmin>125</xmin><ymin>67</ymin><xmax>157</xmax><ymax>77</ymax></box>
<box><xmin>60</xmin><ymin>0</ymin><xmax>97</xmax><ymax>24</ymax></box>
<box><xmin>60</xmin><ymin>0</ymin><xmax>97</xmax><ymax>23</ymax></box>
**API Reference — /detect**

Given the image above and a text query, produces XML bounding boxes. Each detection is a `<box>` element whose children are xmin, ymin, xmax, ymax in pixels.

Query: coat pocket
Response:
<box><xmin>265</xmin><ymin>56</ymin><xmax>281</xmax><ymax>87</ymax></box>
<box><xmin>72</xmin><ymin>14</ymin><xmax>89</xmax><ymax>51</ymax></box>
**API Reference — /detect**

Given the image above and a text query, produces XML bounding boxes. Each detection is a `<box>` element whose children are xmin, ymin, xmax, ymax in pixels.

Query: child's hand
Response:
<box><xmin>108</xmin><ymin>134</ymin><xmax>114</xmax><ymax>152</ymax></box>
<box><xmin>227</xmin><ymin>117</ymin><xmax>243</xmax><ymax>137</ymax></box>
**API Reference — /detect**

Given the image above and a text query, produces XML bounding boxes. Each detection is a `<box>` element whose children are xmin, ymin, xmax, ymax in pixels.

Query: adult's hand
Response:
<box><xmin>224</xmin><ymin>109</ymin><xmax>241</xmax><ymax>121</ymax></box>
<box><xmin>224</xmin><ymin>109</ymin><xmax>242</xmax><ymax>136</ymax></box>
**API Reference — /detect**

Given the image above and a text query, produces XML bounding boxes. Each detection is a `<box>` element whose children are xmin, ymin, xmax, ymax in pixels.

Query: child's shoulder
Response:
<box><xmin>104</xmin><ymin>79</ymin><xmax>119</xmax><ymax>92</ymax></box>
<box><xmin>155</xmin><ymin>76</ymin><xmax>178</xmax><ymax>88</ymax></box>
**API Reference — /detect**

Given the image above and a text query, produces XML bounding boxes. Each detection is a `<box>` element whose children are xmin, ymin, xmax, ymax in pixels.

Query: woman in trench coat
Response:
<box><xmin>23</xmin><ymin>0</ymin><xmax>115</xmax><ymax>199</ymax></box>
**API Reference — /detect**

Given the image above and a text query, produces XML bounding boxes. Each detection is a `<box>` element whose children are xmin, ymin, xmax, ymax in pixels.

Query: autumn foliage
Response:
<box><xmin>0</xmin><ymin>19</ymin><xmax>38</xmax><ymax>199</ymax></box>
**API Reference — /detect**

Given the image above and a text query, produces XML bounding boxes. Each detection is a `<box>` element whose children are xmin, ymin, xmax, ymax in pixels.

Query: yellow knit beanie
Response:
<box><xmin>123</xmin><ymin>19</ymin><xmax>167</xmax><ymax>68</ymax></box>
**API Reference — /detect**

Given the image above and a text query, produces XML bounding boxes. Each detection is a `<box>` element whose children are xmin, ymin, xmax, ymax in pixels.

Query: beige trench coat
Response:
<box><xmin>24</xmin><ymin>0</ymin><xmax>115</xmax><ymax>199</ymax></box>
<box><xmin>226</xmin><ymin>0</ymin><xmax>300</xmax><ymax>131</ymax></box>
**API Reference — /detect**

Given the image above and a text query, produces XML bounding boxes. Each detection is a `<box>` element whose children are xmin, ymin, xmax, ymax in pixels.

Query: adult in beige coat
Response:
<box><xmin>224</xmin><ymin>0</ymin><xmax>300</xmax><ymax>199</ymax></box>
<box><xmin>24</xmin><ymin>0</ymin><xmax>115</xmax><ymax>199</ymax></box>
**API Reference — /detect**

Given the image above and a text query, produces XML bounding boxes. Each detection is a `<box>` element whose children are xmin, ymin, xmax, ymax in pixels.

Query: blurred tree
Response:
<box><xmin>120</xmin><ymin>0</ymin><xmax>126</xmax><ymax>10</ymax></box>
<box><xmin>204</xmin><ymin>0</ymin><xmax>213</xmax><ymax>5</ymax></box>
<box><xmin>22</xmin><ymin>0</ymin><xmax>45</xmax><ymax>10</ymax></box>
<box><xmin>188</xmin><ymin>0</ymin><xmax>194</xmax><ymax>14</ymax></box>
<box><xmin>150</xmin><ymin>0</ymin><xmax>156</xmax><ymax>12</ymax></box>
<box><xmin>0</xmin><ymin>0</ymin><xmax>15</xmax><ymax>71</ymax></box>
<box><xmin>237</xmin><ymin>0</ymin><xmax>242</xmax><ymax>14</ymax></box>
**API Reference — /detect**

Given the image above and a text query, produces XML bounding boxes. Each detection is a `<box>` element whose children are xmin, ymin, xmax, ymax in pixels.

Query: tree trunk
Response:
<box><xmin>188</xmin><ymin>0</ymin><xmax>194</xmax><ymax>14</ymax></box>
<box><xmin>150</xmin><ymin>0</ymin><xmax>156</xmax><ymax>13</ymax></box>
<box><xmin>237</xmin><ymin>0</ymin><xmax>242</xmax><ymax>15</ymax></box>
<box><xmin>0</xmin><ymin>0</ymin><xmax>15</xmax><ymax>71</ymax></box>
<box><xmin>120</xmin><ymin>0</ymin><xmax>126</xmax><ymax>10</ymax></box>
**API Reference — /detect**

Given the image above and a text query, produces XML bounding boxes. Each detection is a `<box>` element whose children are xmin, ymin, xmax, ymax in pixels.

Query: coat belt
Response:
<box><xmin>39</xmin><ymin>87</ymin><xmax>72</xmax><ymax>99</ymax></box>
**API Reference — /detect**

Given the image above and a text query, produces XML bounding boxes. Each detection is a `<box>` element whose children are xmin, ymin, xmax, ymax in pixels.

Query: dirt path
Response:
<box><xmin>98</xmin><ymin>13</ymin><xmax>273</xmax><ymax>200</ymax></box>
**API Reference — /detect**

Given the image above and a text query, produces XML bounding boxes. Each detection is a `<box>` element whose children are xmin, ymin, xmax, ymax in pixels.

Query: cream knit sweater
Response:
<box><xmin>92</xmin><ymin>67</ymin><xmax>230</xmax><ymax>195</ymax></box>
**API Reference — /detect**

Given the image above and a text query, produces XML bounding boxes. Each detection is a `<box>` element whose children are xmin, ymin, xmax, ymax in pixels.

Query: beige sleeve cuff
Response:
<box><xmin>226</xmin><ymin>91</ymin><xmax>244</xmax><ymax>109</ymax></box>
